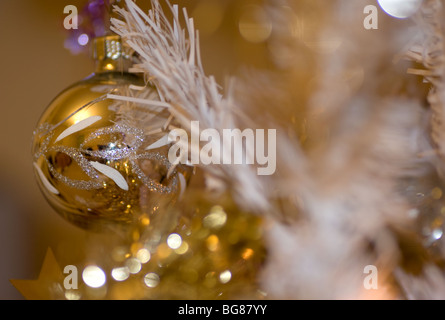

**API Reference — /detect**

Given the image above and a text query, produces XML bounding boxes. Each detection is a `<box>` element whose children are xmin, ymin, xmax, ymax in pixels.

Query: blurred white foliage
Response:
<box><xmin>111</xmin><ymin>0</ymin><xmax>445</xmax><ymax>299</ymax></box>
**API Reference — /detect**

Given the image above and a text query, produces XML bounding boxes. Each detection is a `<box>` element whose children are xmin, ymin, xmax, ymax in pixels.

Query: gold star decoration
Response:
<box><xmin>10</xmin><ymin>248</ymin><xmax>65</xmax><ymax>300</ymax></box>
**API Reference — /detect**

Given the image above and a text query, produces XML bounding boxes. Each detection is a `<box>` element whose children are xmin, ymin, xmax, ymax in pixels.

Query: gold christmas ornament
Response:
<box><xmin>32</xmin><ymin>35</ymin><xmax>192</xmax><ymax>231</ymax></box>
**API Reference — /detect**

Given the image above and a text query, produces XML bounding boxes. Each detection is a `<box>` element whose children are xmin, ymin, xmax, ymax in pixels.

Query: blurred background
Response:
<box><xmin>0</xmin><ymin>0</ymin><xmax>280</xmax><ymax>299</ymax></box>
<box><xmin>0</xmin><ymin>0</ymin><xmax>417</xmax><ymax>299</ymax></box>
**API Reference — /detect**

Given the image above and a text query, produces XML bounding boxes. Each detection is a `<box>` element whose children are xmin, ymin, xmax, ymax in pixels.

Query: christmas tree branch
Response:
<box><xmin>110</xmin><ymin>0</ymin><xmax>272</xmax><ymax>212</ymax></box>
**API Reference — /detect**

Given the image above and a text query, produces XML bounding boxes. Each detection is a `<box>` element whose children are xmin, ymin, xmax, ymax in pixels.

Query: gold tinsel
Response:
<box><xmin>13</xmin><ymin>186</ymin><xmax>266</xmax><ymax>300</ymax></box>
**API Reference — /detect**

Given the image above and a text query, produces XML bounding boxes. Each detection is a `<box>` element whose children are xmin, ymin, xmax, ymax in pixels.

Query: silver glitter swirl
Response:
<box><xmin>34</xmin><ymin>121</ymin><xmax>178</xmax><ymax>194</ymax></box>
<box><xmin>80</xmin><ymin>123</ymin><xmax>145</xmax><ymax>150</ymax></box>
<box><xmin>45</xmin><ymin>157</ymin><xmax>104</xmax><ymax>190</ymax></box>
<box><xmin>131</xmin><ymin>152</ymin><xmax>178</xmax><ymax>194</ymax></box>
<box><xmin>50</xmin><ymin>145</ymin><xmax>100</xmax><ymax>179</ymax></box>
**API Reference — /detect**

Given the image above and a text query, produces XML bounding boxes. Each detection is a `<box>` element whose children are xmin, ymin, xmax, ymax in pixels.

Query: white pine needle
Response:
<box><xmin>111</xmin><ymin>0</ymin><xmax>271</xmax><ymax>212</ymax></box>
<box><xmin>107</xmin><ymin>94</ymin><xmax>171</xmax><ymax>108</ymax></box>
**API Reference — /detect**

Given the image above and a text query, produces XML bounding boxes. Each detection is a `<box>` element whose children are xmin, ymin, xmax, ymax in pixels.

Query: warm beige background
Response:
<box><xmin>0</xmin><ymin>0</ymin><xmax>272</xmax><ymax>299</ymax></box>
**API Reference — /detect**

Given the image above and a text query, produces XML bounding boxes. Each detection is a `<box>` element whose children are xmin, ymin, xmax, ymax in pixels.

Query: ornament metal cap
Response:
<box><xmin>92</xmin><ymin>35</ymin><xmax>132</xmax><ymax>72</ymax></box>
